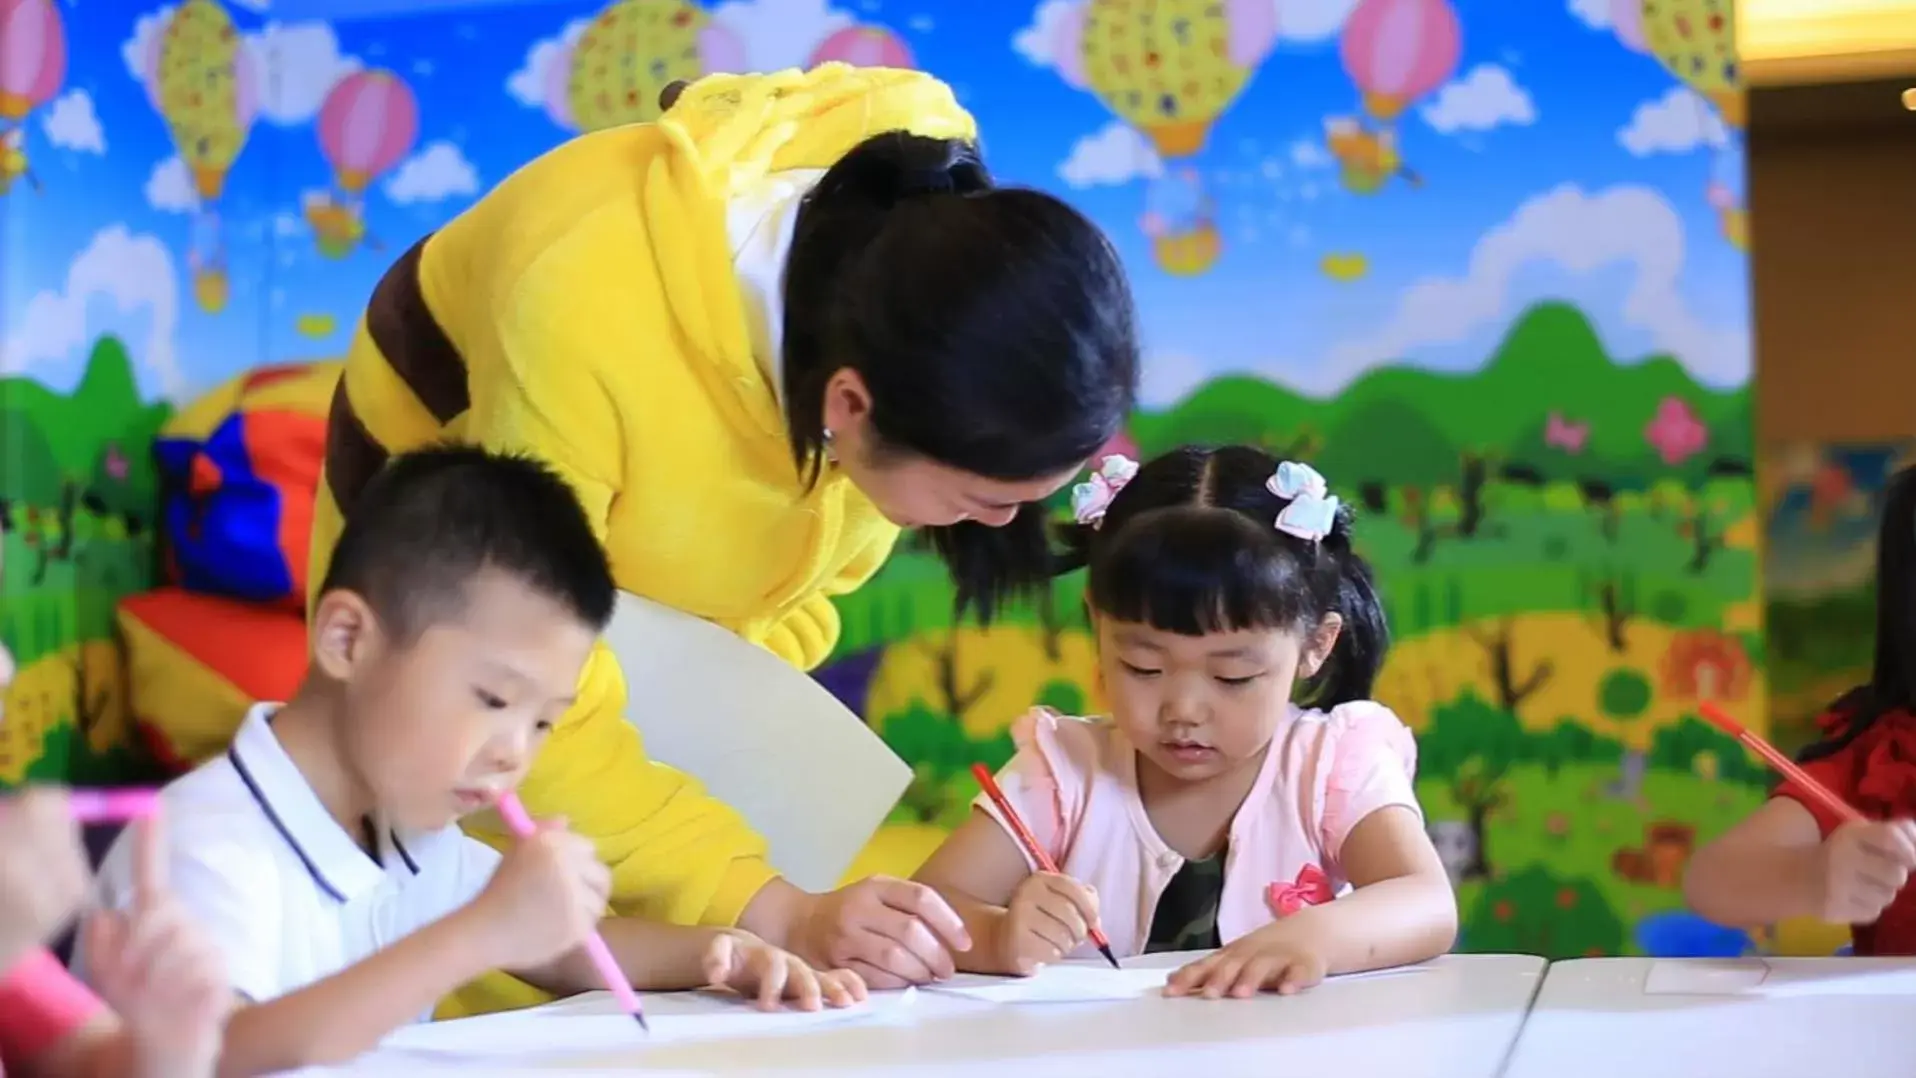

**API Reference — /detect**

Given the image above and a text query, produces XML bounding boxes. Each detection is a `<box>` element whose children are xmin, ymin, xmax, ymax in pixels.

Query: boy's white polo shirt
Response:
<box><xmin>77</xmin><ymin>703</ymin><xmax>502</xmax><ymax>1013</ymax></box>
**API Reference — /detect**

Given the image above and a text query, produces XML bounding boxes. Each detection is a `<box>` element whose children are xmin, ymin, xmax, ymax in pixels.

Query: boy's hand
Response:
<box><xmin>471</xmin><ymin>818</ymin><xmax>611</xmax><ymax>969</ymax></box>
<box><xmin>1819</xmin><ymin>818</ymin><xmax>1916</xmax><ymax>924</ymax></box>
<box><xmin>0</xmin><ymin>788</ymin><xmax>91</xmax><ymax>962</ymax></box>
<box><xmin>702</xmin><ymin>930</ymin><xmax>868</xmax><ymax>1012</ymax></box>
<box><xmin>1000</xmin><ymin>872</ymin><xmax>1099</xmax><ymax>975</ymax></box>
<box><xmin>1167</xmin><ymin>921</ymin><xmax>1331</xmax><ymax>999</ymax></box>
<box><xmin>83</xmin><ymin>815</ymin><xmax>229</xmax><ymax>1078</ymax></box>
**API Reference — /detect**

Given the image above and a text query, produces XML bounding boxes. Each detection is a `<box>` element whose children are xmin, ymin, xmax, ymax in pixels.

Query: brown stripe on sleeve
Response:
<box><xmin>367</xmin><ymin>236</ymin><xmax>470</xmax><ymax>425</ymax></box>
<box><xmin>324</xmin><ymin>384</ymin><xmax>389</xmax><ymax>517</ymax></box>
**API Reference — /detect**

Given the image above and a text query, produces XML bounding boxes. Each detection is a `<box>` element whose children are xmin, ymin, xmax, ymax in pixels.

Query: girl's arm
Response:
<box><xmin>912</xmin><ymin>809</ymin><xmax>1038</xmax><ymax>975</ymax></box>
<box><xmin>1683</xmin><ymin>797</ymin><xmax>1828</xmax><ymax>927</ymax></box>
<box><xmin>1294</xmin><ymin>806</ymin><xmax>1458</xmax><ymax>973</ymax></box>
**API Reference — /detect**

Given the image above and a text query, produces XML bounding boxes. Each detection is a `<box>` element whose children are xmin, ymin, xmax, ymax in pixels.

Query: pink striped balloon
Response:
<box><xmin>807</xmin><ymin>24</ymin><xmax>914</xmax><ymax>70</ymax></box>
<box><xmin>1339</xmin><ymin>0</ymin><xmax>1461</xmax><ymax>123</ymax></box>
<box><xmin>0</xmin><ymin>0</ymin><xmax>64</xmax><ymax>122</ymax></box>
<box><xmin>317</xmin><ymin>69</ymin><xmax>419</xmax><ymax>195</ymax></box>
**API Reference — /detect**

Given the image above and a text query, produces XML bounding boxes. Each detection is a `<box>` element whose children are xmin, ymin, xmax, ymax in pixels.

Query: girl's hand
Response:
<box><xmin>83</xmin><ymin>816</ymin><xmax>229</xmax><ymax>1078</ymax></box>
<box><xmin>702</xmin><ymin>929</ymin><xmax>868</xmax><ymax>1012</ymax></box>
<box><xmin>0</xmin><ymin>788</ymin><xmax>91</xmax><ymax>963</ymax></box>
<box><xmin>999</xmin><ymin>872</ymin><xmax>1099</xmax><ymax>975</ymax></box>
<box><xmin>1819</xmin><ymin>818</ymin><xmax>1916</xmax><ymax>924</ymax></box>
<box><xmin>1166</xmin><ymin>924</ymin><xmax>1331</xmax><ymax>999</ymax></box>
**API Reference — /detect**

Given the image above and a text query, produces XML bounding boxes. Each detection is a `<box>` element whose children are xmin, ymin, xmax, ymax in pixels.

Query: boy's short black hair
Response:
<box><xmin>319</xmin><ymin>445</ymin><xmax>616</xmax><ymax>640</ymax></box>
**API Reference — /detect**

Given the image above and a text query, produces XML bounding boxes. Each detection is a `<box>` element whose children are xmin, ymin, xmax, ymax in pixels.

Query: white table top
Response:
<box><xmin>312</xmin><ymin>952</ymin><xmax>1543</xmax><ymax>1077</ymax></box>
<box><xmin>1504</xmin><ymin>957</ymin><xmax>1916</xmax><ymax>1078</ymax></box>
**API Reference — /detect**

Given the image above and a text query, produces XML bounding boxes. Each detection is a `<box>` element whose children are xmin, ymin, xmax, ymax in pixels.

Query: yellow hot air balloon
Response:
<box><xmin>566</xmin><ymin>0</ymin><xmax>732</xmax><ymax>133</ymax></box>
<box><xmin>1152</xmin><ymin>224</ymin><xmax>1222</xmax><ymax>277</ymax></box>
<box><xmin>155</xmin><ymin>0</ymin><xmax>258</xmax><ymax>202</ymax></box>
<box><xmin>1640</xmin><ymin>0</ymin><xmax>1742</xmax><ymax>128</ymax></box>
<box><xmin>1074</xmin><ymin>0</ymin><xmax>1279</xmax><ymax>160</ymax></box>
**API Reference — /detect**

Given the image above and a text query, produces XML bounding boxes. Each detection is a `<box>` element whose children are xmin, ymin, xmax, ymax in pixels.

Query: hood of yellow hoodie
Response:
<box><xmin>640</xmin><ymin>63</ymin><xmax>977</xmax><ymax>447</ymax></box>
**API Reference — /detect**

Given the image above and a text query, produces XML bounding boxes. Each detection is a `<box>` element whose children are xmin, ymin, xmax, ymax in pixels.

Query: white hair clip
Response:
<box><xmin>1071</xmin><ymin>454</ymin><xmax>1140</xmax><ymax>528</ymax></box>
<box><xmin>1267</xmin><ymin>460</ymin><xmax>1339</xmax><ymax>543</ymax></box>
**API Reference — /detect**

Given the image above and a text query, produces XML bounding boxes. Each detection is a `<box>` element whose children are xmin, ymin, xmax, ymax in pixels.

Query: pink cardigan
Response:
<box><xmin>973</xmin><ymin>702</ymin><xmax>1423</xmax><ymax>957</ymax></box>
<box><xmin>0</xmin><ymin>948</ymin><xmax>104</xmax><ymax>1076</ymax></box>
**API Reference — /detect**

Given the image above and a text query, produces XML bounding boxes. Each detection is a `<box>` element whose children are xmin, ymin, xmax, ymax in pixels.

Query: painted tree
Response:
<box><xmin>1598</xmin><ymin>667</ymin><xmax>1654</xmax><ymax>799</ymax></box>
<box><xmin>1586</xmin><ymin>571</ymin><xmax>1637</xmax><ymax>654</ymax></box>
<box><xmin>1467</xmin><ymin>619</ymin><xmax>1553</xmax><ymax>714</ymax></box>
<box><xmin>1417</xmin><ymin>692</ymin><xmax>1531</xmax><ymax>879</ymax></box>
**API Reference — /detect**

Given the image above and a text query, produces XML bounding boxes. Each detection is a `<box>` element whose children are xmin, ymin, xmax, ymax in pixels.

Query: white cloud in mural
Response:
<box><xmin>1273</xmin><ymin>0</ymin><xmax>1364</xmax><ymax>42</ymax></box>
<box><xmin>230</xmin><ymin>0</ymin><xmax>270</xmax><ymax>10</ymax></box>
<box><xmin>506</xmin><ymin>18</ymin><xmax>587</xmax><ymax>110</ymax></box>
<box><xmin>1421</xmin><ymin>64</ymin><xmax>1536</xmax><ymax>134</ymax></box>
<box><xmin>1139</xmin><ymin>351</ymin><xmax>1223</xmax><ymax>410</ymax></box>
<box><xmin>43</xmin><ymin>90</ymin><xmax>105</xmax><ymax>154</ymax></box>
<box><xmin>1619</xmin><ymin>87</ymin><xmax>1728</xmax><ymax>156</ymax></box>
<box><xmin>1567</xmin><ymin>0</ymin><xmax>1616</xmax><ymax>30</ymax></box>
<box><xmin>709</xmin><ymin>0</ymin><xmax>856</xmax><ymax>73</ymax></box>
<box><xmin>273</xmin><ymin>212</ymin><xmax>305</xmax><ymax>238</ymax></box>
<box><xmin>125</xmin><ymin>11</ymin><xmax>359</xmax><ymax>127</ymax></box>
<box><xmin>385</xmin><ymin>141</ymin><xmax>479</xmax><ymax>205</ymax></box>
<box><xmin>1310</xmin><ymin>184</ymin><xmax>1748</xmax><ymax>394</ymax></box>
<box><xmin>908</xmin><ymin>14</ymin><xmax>934</xmax><ymax>32</ymax></box>
<box><xmin>144</xmin><ymin>155</ymin><xmax>198</xmax><ymax>213</ymax></box>
<box><xmin>1058</xmin><ymin>122</ymin><xmax>1162</xmax><ymax>188</ymax></box>
<box><xmin>249</xmin><ymin>22</ymin><xmax>363</xmax><ymax>125</ymax></box>
<box><xmin>2</xmin><ymin>226</ymin><xmax>182</xmax><ymax>398</ymax></box>
<box><xmin>1013</xmin><ymin>0</ymin><xmax>1077</xmax><ymax>67</ymax></box>
<box><xmin>1289</xmin><ymin>138</ymin><xmax>1333</xmax><ymax>170</ymax></box>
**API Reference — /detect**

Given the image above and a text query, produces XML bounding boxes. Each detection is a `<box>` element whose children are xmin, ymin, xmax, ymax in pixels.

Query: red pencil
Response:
<box><xmin>970</xmin><ymin>762</ymin><xmax>1121</xmax><ymax>969</ymax></box>
<box><xmin>1698</xmin><ymin>702</ymin><xmax>1864</xmax><ymax>825</ymax></box>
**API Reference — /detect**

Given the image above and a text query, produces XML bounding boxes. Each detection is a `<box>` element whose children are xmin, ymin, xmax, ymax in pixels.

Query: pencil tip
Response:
<box><xmin>634</xmin><ymin>1013</ymin><xmax>650</xmax><ymax>1031</ymax></box>
<box><xmin>1100</xmin><ymin>945</ymin><xmax>1121</xmax><ymax>969</ymax></box>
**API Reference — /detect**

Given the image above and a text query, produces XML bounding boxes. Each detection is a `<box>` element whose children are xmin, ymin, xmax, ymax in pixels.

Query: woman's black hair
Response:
<box><xmin>781</xmin><ymin>131</ymin><xmax>1140</xmax><ymax>621</ymax></box>
<box><xmin>1799</xmin><ymin>463</ymin><xmax>1916</xmax><ymax>763</ymax></box>
<box><xmin>1054</xmin><ymin>445</ymin><xmax>1390</xmax><ymax>709</ymax></box>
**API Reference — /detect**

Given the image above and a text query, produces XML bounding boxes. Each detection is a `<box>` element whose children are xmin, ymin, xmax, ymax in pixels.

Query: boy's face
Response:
<box><xmin>324</xmin><ymin>570</ymin><xmax>597</xmax><ymax>832</ymax></box>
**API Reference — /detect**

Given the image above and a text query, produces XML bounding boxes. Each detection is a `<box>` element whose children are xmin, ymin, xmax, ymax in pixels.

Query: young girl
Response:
<box><xmin>0</xmin><ymin>789</ymin><xmax>227</xmax><ymax>1078</ymax></box>
<box><xmin>915</xmin><ymin>446</ymin><xmax>1457</xmax><ymax>997</ymax></box>
<box><xmin>1685</xmin><ymin>464</ymin><xmax>1916</xmax><ymax>953</ymax></box>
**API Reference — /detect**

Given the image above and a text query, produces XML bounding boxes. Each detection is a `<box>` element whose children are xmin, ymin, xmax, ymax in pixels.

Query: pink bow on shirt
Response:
<box><xmin>1267</xmin><ymin>864</ymin><xmax>1334</xmax><ymax>917</ymax></box>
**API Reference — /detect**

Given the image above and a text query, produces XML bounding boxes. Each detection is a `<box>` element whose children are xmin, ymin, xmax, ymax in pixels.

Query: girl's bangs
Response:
<box><xmin>1086</xmin><ymin>508</ymin><xmax>1314</xmax><ymax>636</ymax></box>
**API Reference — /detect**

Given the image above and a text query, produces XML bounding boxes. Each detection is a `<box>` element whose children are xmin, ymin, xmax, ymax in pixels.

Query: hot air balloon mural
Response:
<box><xmin>305</xmin><ymin>69</ymin><xmax>418</xmax><ymax>259</ymax></box>
<box><xmin>1139</xmin><ymin>167</ymin><xmax>1220</xmax><ymax>277</ymax></box>
<box><xmin>533</xmin><ymin>0</ymin><xmax>746</xmax><ymax>134</ymax></box>
<box><xmin>1640</xmin><ymin>0</ymin><xmax>1746</xmax><ymax>251</ymax></box>
<box><xmin>1053</xmin><ymin>0</ymin><xmax>1280</xmax><ymax>161</ymax></box>
<box><xmin>1329</xmin><ymin>0</ymin><xmax>1459</xmax><ymax>195</ymax></box>
<box><xmin>133</xmin><ymin>0</ymin><xmax>261</xmax><ymax>313</ymax></box>
<box><xmin>0</xmin><ymin>0</ymin><xmax>65</xmax><ymax>195</ymax></box>
<box><xmin>808</xmin><ymin>24</ymin><xmax>915</xmax><ymax>69</ymax></box>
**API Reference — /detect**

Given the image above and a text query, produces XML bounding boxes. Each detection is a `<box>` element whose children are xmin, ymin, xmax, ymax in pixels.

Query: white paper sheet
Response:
<box><xmin>599</xmin><ymin>593</ymin><xmax>912</xmax><ymax>891</ymax></box>
<box><xmin>926</xmin><ymin>966</ymin><xmax>1172</xmax><ymax>1003</ymax></box>
<box><xmin>374</xmin><ymin>987</ymin><xmax>917</xmax><ymax>1060</ymax></box>
<box><xmin>1644</xmin><ymin>959</ymin><xmax>1916</xmax><ymax>997</ymax></box>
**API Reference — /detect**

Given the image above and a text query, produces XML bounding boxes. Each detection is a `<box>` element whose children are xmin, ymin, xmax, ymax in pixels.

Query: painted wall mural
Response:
<box><xmin>1</xmin><ymin>0</ymin><xmax>1787</xmax><ymax>956</ymax></box>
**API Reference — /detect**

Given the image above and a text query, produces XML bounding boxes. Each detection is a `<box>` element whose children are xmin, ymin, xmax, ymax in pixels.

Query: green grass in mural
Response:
<box><xmin>1426</xmin><ymin>763</ymin><xmax>1762</xmax><ymax>957</ymax></box>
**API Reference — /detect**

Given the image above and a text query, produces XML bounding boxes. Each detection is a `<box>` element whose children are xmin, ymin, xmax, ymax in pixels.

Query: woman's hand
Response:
<box><xmin>795</xmin><ymin>876</ymin><xmax>972</xmax><ymax>988</ymax></box>
<box><xmin>1165</xmin><ymin>922</ymin><xmax>1331</xmax><ymax>999</ymax></box>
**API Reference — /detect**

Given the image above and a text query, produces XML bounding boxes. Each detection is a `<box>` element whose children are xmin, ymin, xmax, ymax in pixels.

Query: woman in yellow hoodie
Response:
<box><xmin>308</xmin><ymin>64</ymin><xmax>1139</xmax><ymax>1014</ymax></box>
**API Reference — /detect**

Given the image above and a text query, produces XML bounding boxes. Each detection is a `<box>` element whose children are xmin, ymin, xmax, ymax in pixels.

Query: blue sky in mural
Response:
<box><xmin>6</xmin><ymin>0</ymin><xmax>1749</xmax><ymax>408</ymax></box>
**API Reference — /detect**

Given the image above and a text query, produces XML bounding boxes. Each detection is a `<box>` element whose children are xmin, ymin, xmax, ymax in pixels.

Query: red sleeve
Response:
<box><xmin>1773</xmin><ymin>736</ymin><xmax>1862</xmax><ymax>839</ymax></box>
<box><xmin>0</xmin><ymin>947</ymin><xmax>106</xmax><ymax>1064</ymax></box>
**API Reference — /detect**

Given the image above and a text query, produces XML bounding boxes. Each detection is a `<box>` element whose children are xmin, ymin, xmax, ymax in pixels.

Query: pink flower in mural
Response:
<box><xmin>104</xmin><ymin>443</ymin><xmax>128</xmax><ymax>481</ymax></box>
<box><xmin>1643</xmin><ymin>397</ymin><xmax>1708</xmax><ymax>466</ymax></box>
<box><xmin>1544</xmin><ymin>412</ymin><xmax>1589</xmax><ymax>455</ymax></box>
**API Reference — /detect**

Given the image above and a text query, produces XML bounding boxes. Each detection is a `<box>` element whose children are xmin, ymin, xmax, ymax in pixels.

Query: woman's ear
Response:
<box><xmin>1302</xmin><ymin>612</ymin><xmax>1344</xmax><ymax>677</ymax></box>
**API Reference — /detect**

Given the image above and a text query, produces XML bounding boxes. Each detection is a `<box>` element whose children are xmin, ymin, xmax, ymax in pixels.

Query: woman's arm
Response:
<box><xmin>1683</xmin><ymin>797</ymin><xmax>1829</xmax><ymax>927</ymax></box>
<box><xmin>1298</xmin><ymin>806</ymin><xmax>1458</xmax><ymax>973</ymax></box>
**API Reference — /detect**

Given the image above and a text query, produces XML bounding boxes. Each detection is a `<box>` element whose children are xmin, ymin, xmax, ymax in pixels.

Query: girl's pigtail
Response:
<box><xmin>1307</xmin><ymin>502</ymin><xmax>1391</xmax><ymax>709</ymax></box>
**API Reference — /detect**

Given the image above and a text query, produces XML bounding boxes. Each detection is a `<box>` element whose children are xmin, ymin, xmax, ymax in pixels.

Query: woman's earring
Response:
<box><xmin>822</xmin><ymin>427</ymin><xmax>838</xmax><ymax>464</ymax></box>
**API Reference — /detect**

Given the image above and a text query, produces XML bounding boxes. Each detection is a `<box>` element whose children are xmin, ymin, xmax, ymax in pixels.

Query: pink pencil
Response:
<box><xmin>1698</xmin><ymin>702</ymin><xmax>1865</xmax><ymax>825</ymax></box>
<box><xmin>66</xmin><ymin>789</ymin><xmax>162</xmax><ymax>824</ymax></box>
<box><xmin>494</xmin><ymin>792</ymin><xmax>648</xmax><ymax>1031</ymax></box>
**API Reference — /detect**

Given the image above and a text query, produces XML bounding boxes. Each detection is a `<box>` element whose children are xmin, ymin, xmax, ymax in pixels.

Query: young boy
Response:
<box><xmin>76</xmin><ymin>446</ymin><xmax>866</xmax><ymax>1076</ymax></box>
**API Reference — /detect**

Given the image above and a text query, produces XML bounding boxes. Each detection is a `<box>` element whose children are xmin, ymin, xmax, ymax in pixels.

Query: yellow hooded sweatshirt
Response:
<box><xmin>307</xmin><ymin>64</ymin><xmax>976</xmax><ymax>1015</ymax></box>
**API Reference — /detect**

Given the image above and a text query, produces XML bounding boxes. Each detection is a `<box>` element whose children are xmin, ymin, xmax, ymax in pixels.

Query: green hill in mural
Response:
<box><xmin>0</xmin><ymin>336</ymin><xmax>172</xmax><ymax>511</ymax></box>
<box><xmin>1133</xmin><ymin>302</ymin><xmax>1751</xmax><ymax>488</ymax></box>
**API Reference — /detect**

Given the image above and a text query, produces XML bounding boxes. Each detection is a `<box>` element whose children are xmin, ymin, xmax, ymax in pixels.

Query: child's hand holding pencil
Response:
<box><xmin>1000</xmin><ymin>873</ymin><xmax>1103</xmax><ymax>975</ymax></box>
